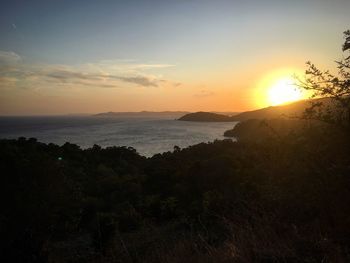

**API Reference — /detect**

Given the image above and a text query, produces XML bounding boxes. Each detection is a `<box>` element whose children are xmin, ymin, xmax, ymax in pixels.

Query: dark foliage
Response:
<box><xmin>1</xmin><ymin>120</ymin><xmax>350</xmax><ymax>262</ymax></box>
<box><xmin>297</xmin><ymin>30</ymin><xmax>350</xmax><ymax>129</ymax></box>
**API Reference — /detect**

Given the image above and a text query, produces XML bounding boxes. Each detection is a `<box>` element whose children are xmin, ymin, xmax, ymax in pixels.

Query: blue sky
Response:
<box><xmin>0</xmin><ymin>0</ymin><xmax>349</xmax><ymax>114</ymax></box>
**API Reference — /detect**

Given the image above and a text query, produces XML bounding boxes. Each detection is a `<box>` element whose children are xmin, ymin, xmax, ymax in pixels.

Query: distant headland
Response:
<box><xmin>94</xmin><ymin>111</ymin><xmax>189</xmax><ymax>118</ymax></box>
<box><xmin>178</xmin><ymin>99</ymin><xmax>322</xmax><ymax>122</ymax></box>
<box><xmin>178</xmin><ymin>112</ymin><xmax>237</xmax><ymax>122</ymax></box>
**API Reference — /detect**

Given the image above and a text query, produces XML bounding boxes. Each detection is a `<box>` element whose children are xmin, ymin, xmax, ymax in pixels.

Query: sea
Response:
<box><xmin>0</xmin><ymin>115</ymin><xmax>237</xmax><ymax>157</ymax></box>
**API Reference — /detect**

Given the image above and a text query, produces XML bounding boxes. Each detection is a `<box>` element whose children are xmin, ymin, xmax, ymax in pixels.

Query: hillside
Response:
<box><xmin>232</xmin><ymin>99</ymin><xmax>314</xmax><ymax>121</ymax></box>
<box><xmin>179</xmin><ymin>99</ymin><xmax>327</xmax><ymax>122</ymax></box>
<box><xmin>224</xmin><ymin>118</ymin><xmax>310</xmax><ymax>139</ymax></box>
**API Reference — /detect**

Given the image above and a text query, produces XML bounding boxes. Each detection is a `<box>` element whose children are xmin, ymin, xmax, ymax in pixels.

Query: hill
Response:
<box><xmin>179</xmin><ymin>99</ymin><xmax>328</xmax><ymax>122</ymax></box>
<box><xmin>232</xmin><ymin>99</ymin><xmax>315</xmax><ymax>121</ymax></box>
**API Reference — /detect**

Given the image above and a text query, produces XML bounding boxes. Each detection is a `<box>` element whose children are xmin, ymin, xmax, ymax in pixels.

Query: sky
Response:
<box><xmin>0</xmin><ymin>0</ymin><xmax>349</xmax><ymax>115</ymax></box>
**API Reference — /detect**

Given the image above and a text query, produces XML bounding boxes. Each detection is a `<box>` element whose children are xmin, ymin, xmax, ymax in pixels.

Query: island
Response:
<box><xmin>178</xmin><ymin>111</ymin><xmax>237</xmax><ymax>122</ymax></box>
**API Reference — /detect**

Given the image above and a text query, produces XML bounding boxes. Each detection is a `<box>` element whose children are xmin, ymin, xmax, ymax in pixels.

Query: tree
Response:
<box><xmin>297</xmin><ymin>30</ymin><xmax>350</xmax><ymax>129</ymax></box>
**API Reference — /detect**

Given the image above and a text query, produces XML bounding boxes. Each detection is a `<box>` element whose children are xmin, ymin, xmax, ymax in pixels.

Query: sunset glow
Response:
<box><xmin>252</xmin><ymin>68</ymin><xmax>306</xmax><ymax>108</ymax></box>
<box><xmin>0</xmin><ymin>1</ymin><xmax>349</xmax><ymax>115</ymax></box>
<box><xmin>267</xmin><ymin>77</ymin><xmax>302</xmax><ymax>106</ymax></box>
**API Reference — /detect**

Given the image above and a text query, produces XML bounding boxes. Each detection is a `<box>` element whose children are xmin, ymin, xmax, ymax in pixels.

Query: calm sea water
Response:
<box><xmin>0</xmin><ymin>116</ymin><xmax>237</xmax><ymax>157</ymax></box>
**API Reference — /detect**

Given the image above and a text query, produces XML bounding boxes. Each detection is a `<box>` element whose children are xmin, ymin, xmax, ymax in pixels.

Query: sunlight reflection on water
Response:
<box><xmin>0</xmin><ymin>116</ymin><xmax>237</xmax><ymax>157</ymax></box>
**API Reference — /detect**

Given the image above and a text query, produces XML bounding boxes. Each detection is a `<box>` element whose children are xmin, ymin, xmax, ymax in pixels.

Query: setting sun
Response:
<box><xmin>253</xmin><ymin>69</ymin><xmax>305</xmax><ymax>108</ymax></box>
<box><xmin>267</xmin><ymin>77</ymin><xmax>302</xmax><ymax>106</ymax></box>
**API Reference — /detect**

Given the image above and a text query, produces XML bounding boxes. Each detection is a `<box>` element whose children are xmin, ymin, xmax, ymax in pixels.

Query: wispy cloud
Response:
<box><xmin>88</xmin><ymin>60</ymin><xmax>175</xmax><ymax>75</ymax></box>
<box><xmin>115</xmin><ymin>76</ymin><xmax>159</xmax><ymax>87</ymax></box>
<box><xmin>0</xmin><ymin>51</ymin><xmax>178</xmax><ymax>89</ymax></box>
<box><xmin>43</xmin><ymin>69</ymin><xmax>160</xmax><ymax>87</ymax></box>
<box><xmin>194</xmin><ymin>90</ymin><xmax>215</xmax><ymax>98</ymax></box>
<box><xmin>130</xmin><ymin>64</ymin><xmax>175</xmax><ymax>70</ymax></box>
<box><xmin>0</xmin><ymin>51</ymin><xmax>21</xmax><ymax>65</ymax></box>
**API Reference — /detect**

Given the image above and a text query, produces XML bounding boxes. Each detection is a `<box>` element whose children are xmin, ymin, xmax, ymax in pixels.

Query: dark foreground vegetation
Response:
<box><xmin>1</xmin><ymin>119</ymin><xmax>350</xmax><ymax>262</ymax></box>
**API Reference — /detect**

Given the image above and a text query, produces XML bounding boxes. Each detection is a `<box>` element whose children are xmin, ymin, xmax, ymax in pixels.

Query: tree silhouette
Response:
<box><xmin>297</xmin><ymin>30</ymin><xmax>350</xmax><ymax>129</ymax></box>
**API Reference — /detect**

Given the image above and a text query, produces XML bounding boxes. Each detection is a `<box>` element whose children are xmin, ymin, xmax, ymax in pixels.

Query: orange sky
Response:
<box><xmin>0</xmin><ymin>1</ymin><xmax>349</xmax><ymax>115</ymax></box>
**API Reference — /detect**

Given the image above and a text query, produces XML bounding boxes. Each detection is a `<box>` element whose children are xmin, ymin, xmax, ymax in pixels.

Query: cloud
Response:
<box><xmin>95</xmin><ymin>60</ymin><xmax>174</xmax><ymax>69</ymax></box>
<box><xmin>45</xmin><ymin>70</ymin><xmax>101</xmax><ymax>82</ymax></box>
<box><xmin>115</xmin><ymin>76</ymin><xmax>159</xmax><ymax>87</ymax></box>
<box><xmin>0</xmin><ymin>76</ymin><xmax>17</xmax><ymax>86</ymax></box>
<box><xmin>42</xmin><ymin>69</ymin><xmax>160</xmax><ymax>87</ymax></box>
<box><xmin>0</xmin><ymin>51</ymin><xmax>21</xmax><ymax>65</ymax></box>
<box><xmin>130</xmin><ymin>64</ymin><xmax>175</xmax><ymax>70</ymax></box>
<box><xmin>88</xmin><ymin>60</ymin><xmax>175</xmax><ymax>75</ymax></box>
<box><xmin>194</xmin><ymin>90</ymin><xmax>215</xmax><ymax>98</ymax></box>
<box><xmin>0</xmin><ymin>52</ymin><xmax>179</xmax><ymax>89</ymax></box>
<box><xmin>0</xmin><ymin>67</ymin><xmax>161</xmax><ymax>88</ymax></box>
